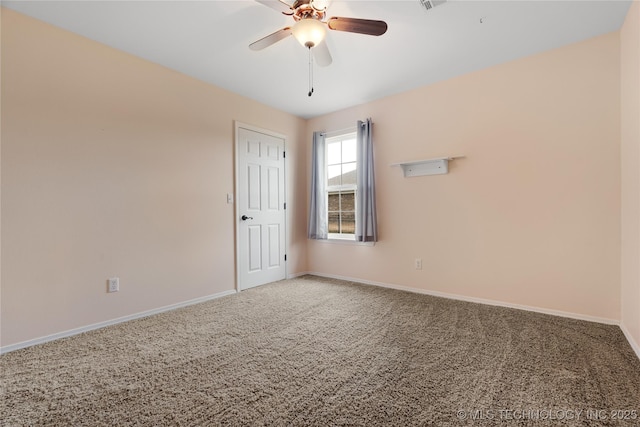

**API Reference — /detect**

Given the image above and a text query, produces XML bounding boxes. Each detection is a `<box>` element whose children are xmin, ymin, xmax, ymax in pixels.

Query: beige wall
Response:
<box><xmin>1</xmin><ymin>5</ymin><xmax>636</xmax><ymax>349</ymax></box>
<box><xmin>0</xmin><ymin>9</ymin><xmax>307</xmax><ymax>347</ymax></box>
<box><xmin>307</xmin><ymin>32</ymin><xmax>622</xmax><ymax>322</ymax></box>
<box><xmin>621</xmin><ymin>1</ymin><xmax>640</xmax><ymax>352</ymax></box>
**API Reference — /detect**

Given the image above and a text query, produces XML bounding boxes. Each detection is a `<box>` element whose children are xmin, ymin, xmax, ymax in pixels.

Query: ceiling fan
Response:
<box><xmin>249</xmin><ymin>0</ymin><xmax>388</xmax><ymax>68</ymax></box>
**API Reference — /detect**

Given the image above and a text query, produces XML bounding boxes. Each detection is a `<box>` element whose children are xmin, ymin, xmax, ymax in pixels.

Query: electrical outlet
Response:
<box><xmin>107</xmin><ymin>277</ymin><xmax>119</xmax><ymax>293</ymax></box>
<box><xmin>415</xmin><ymin>259</ymin><xmax>423</xmax><ymax>270</ymax></box>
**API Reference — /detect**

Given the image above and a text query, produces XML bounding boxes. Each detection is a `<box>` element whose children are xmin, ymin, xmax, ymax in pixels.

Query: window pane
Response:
<box><xmin>328</xmin><ymin>212</ymin><xmax>340</xmax><ymax>233</ymax></box>
<box><xmin>325</xmin><ymin>133</ymin><xmax>358</xmax><ymax>238</ymax></box>
<box><xmin>328</xmin><ymin>192</ymin><xmax>339</xmax><ymax>212</ymax></box>
<box><xmin>342</xmin><ymin>162</ymin><xmax>357</xmax><ymax>186</ymax></box>
<box><xmin>327</xmin><ymin>141</ymin><xmax>341</xmax><ymax>165</ymax></box>
<box><xmin>341</xmin><ymin>192</ymin><xmax>355</xmax><ymax>211</ymax></box>
<box><xmin>342</xmin><ymin>139</ymin><xmax>357</xmax><ymax>163</ymax></box>
<box><xmin>341</xmin><ymin>211</ymin><xmax>355</xmax><ymax>234</ymax></box>
<box><xmin>327</xmin><ymin>165</ymin><xmax>341</xmax><ymax>186</ymax></box>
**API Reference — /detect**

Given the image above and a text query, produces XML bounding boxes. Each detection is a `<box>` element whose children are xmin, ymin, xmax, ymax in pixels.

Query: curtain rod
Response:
<box><xmin>320</xmin><ymin>127</ymin><xmax>355</xmax><ymax>137</ymax></box>
<box><xmin>321</xmin><ymin>123</ymin><xmax>367</xmax><ymax>138</ymax></box>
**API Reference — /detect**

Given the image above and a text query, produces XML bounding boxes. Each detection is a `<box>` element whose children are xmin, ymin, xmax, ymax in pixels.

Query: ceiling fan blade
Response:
<box><xmin>249</xmin><ymin>27</ymin><xmax>293</xmax><ymax>51</ymax></box>
<box><xmin>327</xmin><ymin>17</ymin><xmax>388</xmax><ymax>36</ymax></box>
<box><xmin>313</xmin><ymin>40</ymin><xmax>332</xmax><ymax>67</ymax></box>
<box><xmin>255</xmin><ymin>0</ymin><xmax>294</xmax><ymax>15</ymax></box>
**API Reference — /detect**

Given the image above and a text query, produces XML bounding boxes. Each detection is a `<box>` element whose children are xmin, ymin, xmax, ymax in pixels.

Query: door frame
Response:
<box><xmin>234</xmin><ymin>121</ymin><xmax>288</xmax><ymax>291</ymax></box>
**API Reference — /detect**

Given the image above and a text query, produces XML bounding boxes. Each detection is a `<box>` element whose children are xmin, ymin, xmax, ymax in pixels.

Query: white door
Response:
<box><xmin>236</xmin><ymin>125</ymin><xmax>286</xmax><ymax>290</ymax></box>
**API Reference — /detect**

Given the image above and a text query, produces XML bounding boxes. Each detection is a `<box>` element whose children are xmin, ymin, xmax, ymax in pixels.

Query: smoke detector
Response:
<box><xmin>419</xmin><ymin>0</ymin><xmax>447</xmax><ymax>11</ymax></box>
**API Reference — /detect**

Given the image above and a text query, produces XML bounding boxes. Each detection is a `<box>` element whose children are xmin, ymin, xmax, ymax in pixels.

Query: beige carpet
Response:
<box><xmin>1</xmin><ymin>275</ymin><xmax>639</xmax><ymax>426</ymax></box>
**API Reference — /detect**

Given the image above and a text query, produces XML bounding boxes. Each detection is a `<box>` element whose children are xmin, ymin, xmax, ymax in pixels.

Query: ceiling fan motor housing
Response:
<box><xmin>292</xmin><ymin>0</ymin><xmax>327</xmax><ymax>21</ymax></box>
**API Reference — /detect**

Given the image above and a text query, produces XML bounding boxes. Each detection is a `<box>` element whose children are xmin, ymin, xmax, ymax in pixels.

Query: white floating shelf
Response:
<box><xmin>391</xmin><ymin>156</ymin><xmax>464</xmax><ymax>177</ymax></box>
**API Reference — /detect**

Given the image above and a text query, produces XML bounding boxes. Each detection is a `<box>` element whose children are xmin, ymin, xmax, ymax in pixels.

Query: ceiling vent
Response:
<box><xmin>419</xmin><ymin>0</ymin><xmax>447</xmax><ymax>11</ymax></box>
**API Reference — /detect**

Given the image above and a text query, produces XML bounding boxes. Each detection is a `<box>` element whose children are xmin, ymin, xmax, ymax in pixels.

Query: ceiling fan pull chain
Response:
<box><xmin>308</xmin><ymin>46</ymin><xmax>314</xmax><ymax>97</ymax></box>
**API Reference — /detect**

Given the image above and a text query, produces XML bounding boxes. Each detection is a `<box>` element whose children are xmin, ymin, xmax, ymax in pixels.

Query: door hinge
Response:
<box><xmin>285</xmin><ymin>254</ymin><xmax>287</xmax><ymax>261</ymax></box>
<box><xmin>283</xmin><ymin>151</ymin><xmax>286</xmax><ymax>158</ymax></box>
<box><xmin>284</xmin><ymin>202</ymin><xmax>287</xmax><ymax>210</ymax></box>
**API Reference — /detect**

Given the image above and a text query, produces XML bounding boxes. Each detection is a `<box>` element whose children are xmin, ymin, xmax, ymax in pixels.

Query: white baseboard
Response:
<box><xmin>620</xmin><ymin>322</ymin><xmax>640</xmax><ymax>361</ymax></box>
<box><xmin>306</xmin><ymin>272</ymin><xmax>620</xmax><ymax>326</ymax></box>
<box><xmin>0</xmin><ymin>289</ymin><xmax>238</xmax><ymax>355</ymax></box>
<box><xmin>5</xmin><ymin>274</ymin><xmax>636</xmax><ymax>361</ymax></box>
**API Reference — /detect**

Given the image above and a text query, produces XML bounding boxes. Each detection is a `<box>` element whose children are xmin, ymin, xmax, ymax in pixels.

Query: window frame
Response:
<box><xmin>325</xmin><ymin>131</ymin><xmax>358</xmax><ymax>241</ymax></box>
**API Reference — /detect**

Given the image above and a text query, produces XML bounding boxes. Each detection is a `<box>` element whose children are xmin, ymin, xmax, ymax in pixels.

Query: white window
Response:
<box><xmin>326</xmin><ymin>132</ymin><xmax>357</xmax><ymax>240</ymax></box>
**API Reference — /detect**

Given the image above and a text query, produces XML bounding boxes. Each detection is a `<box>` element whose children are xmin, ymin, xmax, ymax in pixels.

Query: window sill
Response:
<box><xmin>314</xmin><ymin>238</ymin><xmax>375</xmax><ymax>247</ymax></box>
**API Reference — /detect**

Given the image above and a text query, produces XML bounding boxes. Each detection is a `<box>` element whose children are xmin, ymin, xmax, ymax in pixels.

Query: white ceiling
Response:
<box><xmin>3</xmin><ymin>0</ymin><xmax>632</xmax><ymax>118</ymax></box>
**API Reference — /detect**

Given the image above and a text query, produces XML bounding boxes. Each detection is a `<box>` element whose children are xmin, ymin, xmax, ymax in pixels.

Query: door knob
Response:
<box><xmin>241</xmin><ymin>215</ymin><xmax>253</xmax><ymax>221</ymax></box>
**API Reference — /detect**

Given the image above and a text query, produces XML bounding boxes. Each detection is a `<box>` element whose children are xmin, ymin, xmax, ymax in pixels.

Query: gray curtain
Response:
<box><xmin>308</xmin><ymin>131</ymin><xmax>328</xmax><ymax>239</ymax></box>
<box><xmin>355</xmin><ymin>119</ymin><xmax>378</xmax><ymax>242</ymax></box>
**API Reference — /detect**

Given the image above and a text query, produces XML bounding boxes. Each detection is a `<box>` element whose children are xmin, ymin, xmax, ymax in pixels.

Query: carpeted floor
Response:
<box><xmin>1</xmin><ymin>275</ymin><xmax>639</xmax><ymax>426</ymax></box>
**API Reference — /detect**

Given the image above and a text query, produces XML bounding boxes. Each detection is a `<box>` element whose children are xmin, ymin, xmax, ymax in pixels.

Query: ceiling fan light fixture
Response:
<box><xmin>292</xmin><ymin>18</ymin><xmax>326</xmax><ymax>48</ymax></box>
